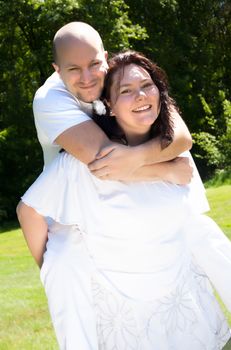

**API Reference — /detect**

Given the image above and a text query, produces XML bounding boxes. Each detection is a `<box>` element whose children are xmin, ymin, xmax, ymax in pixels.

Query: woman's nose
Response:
<box><xmin>135</xmin><ymin>89</ymin><xmax>146</xmax><ymax>100</ymax></box>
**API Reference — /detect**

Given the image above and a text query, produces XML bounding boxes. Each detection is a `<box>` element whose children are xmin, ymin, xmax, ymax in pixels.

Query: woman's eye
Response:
<box><xmin>143</xmin><ymin>82</ymin><xmax>154</xmax><ymax>88</ymax></box>
<box><xmin>120</xmin><ymin>89</ymin><xmax>131</xmax><ymax>94</ymax></box>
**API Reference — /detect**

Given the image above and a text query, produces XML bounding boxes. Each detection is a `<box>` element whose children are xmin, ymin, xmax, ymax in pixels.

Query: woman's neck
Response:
<box><xmin>125</xmin><ymin>131</ymin><xmax>150</xmax><ymax>146</ymax></box>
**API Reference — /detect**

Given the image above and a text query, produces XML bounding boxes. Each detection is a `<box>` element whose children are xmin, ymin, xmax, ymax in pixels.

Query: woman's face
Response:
<box><xmin>109</xmin><ymin>64</ymin><xmax>160</xmax><ymax>138</ymax></box>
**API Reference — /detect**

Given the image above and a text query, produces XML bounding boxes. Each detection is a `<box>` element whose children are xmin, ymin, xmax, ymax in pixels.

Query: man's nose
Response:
<box><xmin>80</xmin><ymin>69</ymin><xmax>92</xmax><ymax>84</ymax></box>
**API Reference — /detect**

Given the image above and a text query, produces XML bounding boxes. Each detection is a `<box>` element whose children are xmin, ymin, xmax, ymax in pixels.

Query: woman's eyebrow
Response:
<box><xmin>120</xmin><ymin>78</ymin><xmax>151</xmax><ymax>88</ymax></box>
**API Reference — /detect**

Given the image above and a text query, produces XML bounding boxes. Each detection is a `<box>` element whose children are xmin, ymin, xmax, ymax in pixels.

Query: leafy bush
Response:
<box><xmin>192</xmin><ymin>91</ymin><xmax>231</xmax><ymax>180</ymax></box>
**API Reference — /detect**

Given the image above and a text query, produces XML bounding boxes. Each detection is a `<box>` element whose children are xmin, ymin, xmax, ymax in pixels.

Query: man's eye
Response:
<box><xmin>91</xmin><ymin>61</ymin><xmax>100</xmax><ymax>67</ymax></box>
<box><xmin>69</xmin><ymin>67</ymin><xmax>80</xmax><ymax>71</ymax></box>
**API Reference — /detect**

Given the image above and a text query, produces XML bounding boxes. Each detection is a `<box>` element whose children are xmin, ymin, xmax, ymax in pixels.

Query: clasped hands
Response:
<box><xmin>88</xmin><ymin>143</ymin><xmax>193</xmax><ymax>185</ymax></box>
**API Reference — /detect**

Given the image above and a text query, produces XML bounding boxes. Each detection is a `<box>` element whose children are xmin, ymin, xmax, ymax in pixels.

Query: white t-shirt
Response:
<box><xmin>33</xmin><ymin>72</ymin><xmax>93</xmax><ymax>167</ymax></box>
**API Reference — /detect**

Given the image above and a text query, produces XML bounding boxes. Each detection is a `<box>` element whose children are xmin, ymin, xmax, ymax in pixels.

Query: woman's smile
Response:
<box><xmin>132</xmin><ymin>104</ymin><xmax>152</xmax><ymax>112</ymax></box>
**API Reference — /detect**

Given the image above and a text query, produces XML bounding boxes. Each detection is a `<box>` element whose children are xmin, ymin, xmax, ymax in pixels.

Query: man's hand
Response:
<box><xmin>161</xmin><ymin>157</ymin><xmax>194</xmax><ymax>185</ymax></box>
<box><xmin>88</xmin><ymin>143</ymin><xmax>143</xmax><ymax>180</ymax></box>
<box><xmin>126</xmin><ymin>156</ymin><xmax>194</xmax><ymax>184</ymax></box>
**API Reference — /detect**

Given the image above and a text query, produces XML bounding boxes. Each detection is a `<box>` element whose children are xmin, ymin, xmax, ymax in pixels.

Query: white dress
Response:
<box><xmin>22</xmin><ymin>152</ymin><xmax>231</xmax><ymax>350</ymax></box>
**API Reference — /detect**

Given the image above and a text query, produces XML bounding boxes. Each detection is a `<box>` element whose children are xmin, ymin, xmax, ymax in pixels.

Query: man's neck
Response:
<box><xmin>78</xmin><ymin>99</ymin><xmax>93</xmax><ymax>116</ymax></box>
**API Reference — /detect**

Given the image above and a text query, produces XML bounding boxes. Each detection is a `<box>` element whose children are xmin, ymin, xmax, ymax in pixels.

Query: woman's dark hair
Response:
<box><xmin>93</xmin><ymin>50</ymin><xmax>178</xmax><ymax>147</ymax></box>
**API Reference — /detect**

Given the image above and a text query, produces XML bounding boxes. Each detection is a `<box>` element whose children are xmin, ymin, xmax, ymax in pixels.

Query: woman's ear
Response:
<box><xmin>105</xmin><ymin>99</ymin><xmax>110</xmax><ymax>108</ymax></box>
<box><xmin>105</xmin><ymin>100</ymin><xmax>114</xmax><ymax>116</ymax></box>
<box><xmin>157</xmin><ymin>101</ymin><xmax>161</xmax><ymax>115</ymax></box>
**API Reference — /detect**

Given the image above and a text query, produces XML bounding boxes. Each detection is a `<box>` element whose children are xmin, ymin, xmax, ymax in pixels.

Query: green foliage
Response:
<box><xmin>74</xmin><ymin>0</ymin><xmax>148</xmax><ymax>52</ymax></box>
<box><xmin>192</xmin><ymin>132</ymin><xmax>220</xmax><ymax>164</ymax></box>
<box><xmin>0</xmin><ymin>0</ymin><xmax>230</xmax><ymax>219</ymax></box>
<box><xmin>218</xmin><ymin>94</ymin><xmax>231</xmax><ymax>167</ymax></box>
<box><xmin>0</xmin><ymin>126</ymin><xmax>42</xmax><ymax>222</ymax></box>
<box><xmin>191</xmin><ymin>89</ymin><xmax>231</xmax><ymax>179</ymax></box>
<box><xmin>205</xmin><ymin>169</ymin><xmax>231</xmax><ymax>188</ymax></box>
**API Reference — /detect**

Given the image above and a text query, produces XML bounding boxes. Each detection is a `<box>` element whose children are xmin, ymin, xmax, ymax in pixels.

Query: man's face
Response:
<box><xmin>54</xmin><ymin>40</ymin><xmax>108</xmax><ymax>103</ymax></box>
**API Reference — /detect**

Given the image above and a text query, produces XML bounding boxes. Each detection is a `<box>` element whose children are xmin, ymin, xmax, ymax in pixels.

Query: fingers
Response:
<box><xmin>90</xmin><ymin>166</ymin><xmax>109</xmax><ymax>178</ymax></box>
<box><xmin>89</xmin><ymin>145</ymin><xmax>117</xmax><ymax>171</ymax></box>
<box><xmin>88</xmin><ymin>158</ymin><xmax>108</xmax><ymax>171</ymax></box>
<box><xmin>95</xmin><ymin>144</ymin><xmax>116</xmax><ymax>159</ymax></box>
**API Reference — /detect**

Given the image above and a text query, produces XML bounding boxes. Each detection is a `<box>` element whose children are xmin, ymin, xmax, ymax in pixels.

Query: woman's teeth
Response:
<box><xmin>133</xmin><ymin>105</ymin><xmax>151</xmax><ymax>112</ymax></box>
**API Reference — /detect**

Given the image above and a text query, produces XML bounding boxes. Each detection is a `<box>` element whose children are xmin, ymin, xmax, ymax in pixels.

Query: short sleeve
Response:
<box><xmin>21</xmin><ymin>152</ymin><xmax>84</xmax><ymax>225</ymax></box>
<box><xmin>33</xmin><ymin>85</ymin><xmax>91</xmax><ymax>144</ymax></box>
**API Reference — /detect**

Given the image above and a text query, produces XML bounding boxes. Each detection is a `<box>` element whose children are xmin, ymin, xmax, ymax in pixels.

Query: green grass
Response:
<box><xmin>206</xmin><ymin>184</ymin><xmax>231</xmax><ymax>239</ymax></box>
<box><xmin>0</xmin><ymin>185</ymin><xmax>230</xmax><ymax>348</ymax></box>
<box><xmin>0</xmin><ymin>228</ymin><xmax>58</xmax><ymax>349</ymax></box>
<box><xmin>206</xmin><ymin>185</ymin><xmax>231</xmax><ymax>327</ymax></box>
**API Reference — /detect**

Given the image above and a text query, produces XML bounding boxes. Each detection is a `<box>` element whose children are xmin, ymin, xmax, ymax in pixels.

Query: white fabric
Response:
<box><xmin>22</xmin><ymin>152</ymin><xmax>209</xmax><ymax>227</ymax></box>
<box><xmin>40</xmin><ymin>222</ymin><xmax>98</xmax><ymax>350</ymax></box>
<box><xmin>187</xmin><ymin>215</ymin><xmax>231</xmax><ymax>311</ymax></box>
<box><xmin>33</xmin><ymin>72</ymin><xmax>92</xmax><ymax>167</ymax></box>
<box><xmin>22</xmin><ymin>152</ymin><xmax>231</xmax><ymax>349</ymax></box>
<box><xmin>180</xmin><ymin>151</ymin><xmax>210</xmax><ymax>213</ymax></box>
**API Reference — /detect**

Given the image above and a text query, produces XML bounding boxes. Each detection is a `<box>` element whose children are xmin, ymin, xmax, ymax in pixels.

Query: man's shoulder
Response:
<box><xmin>33</xmin><ymin>72</ymin><xmax>80</xmax><ymax>112</ymax></box>
<box><xmin>34</xmin><ymin>72</ymin><xmax>69</xmax><ymax>99</ymax></box>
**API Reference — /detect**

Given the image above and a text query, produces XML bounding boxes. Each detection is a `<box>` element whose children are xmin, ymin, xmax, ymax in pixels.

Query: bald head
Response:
<box><xmin>52</xmin><ymin>22</ymin><xmax>108</xmax><ymax>102</ymax></box>
<box><xmin>53</xmin><ymin>22</ymin><xmax>104</xmax><ymax>64</ymax></box>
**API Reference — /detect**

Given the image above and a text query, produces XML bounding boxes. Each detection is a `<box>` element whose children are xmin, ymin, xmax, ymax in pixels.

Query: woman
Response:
<box><xmin>21</xmin><ymin>51</ymin><xmax>231</xmax><ymax>349</ymax></box>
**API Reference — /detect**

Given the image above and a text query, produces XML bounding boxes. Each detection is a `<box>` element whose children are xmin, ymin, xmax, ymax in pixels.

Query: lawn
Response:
<box><xmin>206</xmin><ymin>185</ymin><xmax>231</xmax><ymax>239</ymax></box>
<box><xmin>0</xmin><ymin>185</ymin><xmax>230</xmax><ymax>349</ymax></box>
<box><xmin>0</xmin><ymin>226</ymin><xmax>58</xmax><ymax>350</ymax></box>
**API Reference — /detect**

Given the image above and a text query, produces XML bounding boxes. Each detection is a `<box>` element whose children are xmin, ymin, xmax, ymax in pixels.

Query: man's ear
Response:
<box><xmin>103</xmin><ymin>51</ymin><xmax>109</xmax><ymax>70</ymax></box>
<box><xmin>104</xmin><ymin>50</ymin><xmax>108</xmax><ymax>61</ymax></box>
<box><xmin>52</xmin><ymin>62</ymin><xmax>60</xmax><ymax>73</ymax></box>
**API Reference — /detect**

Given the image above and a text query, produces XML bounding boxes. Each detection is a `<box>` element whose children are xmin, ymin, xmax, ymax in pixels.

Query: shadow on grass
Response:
<box><xmin>0</xmin><ymin>220</ymin><xmax>19</xmax><ymax>234</ymax></box>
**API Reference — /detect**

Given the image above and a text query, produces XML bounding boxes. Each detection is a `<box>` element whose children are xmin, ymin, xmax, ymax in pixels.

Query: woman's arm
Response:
<box><xmin>16</xmin><ymin>201</ymin><xmax>48</xmax><ymax>268</ymax></box>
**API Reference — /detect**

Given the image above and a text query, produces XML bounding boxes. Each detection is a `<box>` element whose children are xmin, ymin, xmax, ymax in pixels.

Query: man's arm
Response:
<box><xmin>135</xmin><ymin>110</ymin><xmax>192</xmax><ymax>164</ymax></box>
<box><xmin>16</xmin><ymin>201</ymin><xmax>48</xmax><ymax>268</ymax></box>
<box><xmin>128</xmin><ymin>157</ymin><xmax>194</xmax><ymax>184</ymax></box>
<box><xmin>91</xmin><ymin>157</ymin><xmax>193</xmax><ymax>184</ymax></box>
<box><xmin>55</xmin><ymin>120</ymin><xmax>112</xmax><ymax>164</ymax></box>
